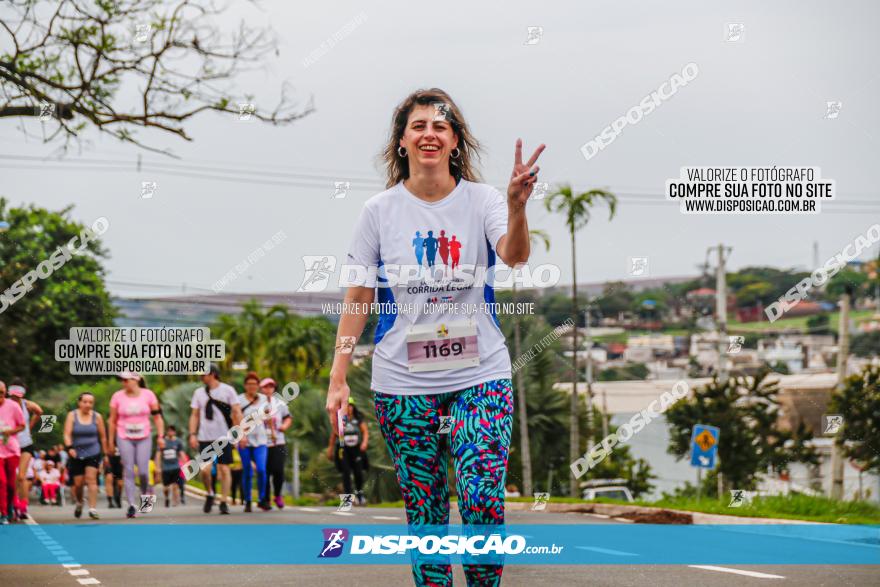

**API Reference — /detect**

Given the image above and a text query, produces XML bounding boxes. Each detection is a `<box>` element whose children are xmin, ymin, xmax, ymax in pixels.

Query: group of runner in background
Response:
<box><xmin>0</xmin><ymin>366</ymin><xmax>317</xmax><ymax>523</ymax></box>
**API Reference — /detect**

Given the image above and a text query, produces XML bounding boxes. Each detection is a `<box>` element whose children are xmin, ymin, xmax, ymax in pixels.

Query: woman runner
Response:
<box><xmin>7</xmin><ymin>380</ymin><xmax>43</xmax><ymax>520</ymax></box>
<box><xmin>108</xmin><ymin>372</ymin><xmax>164</xmax><ymax>518</ymax></box>
<box><xmin>237</xmin><ymin>372</ymin><xmax>270</xmax><ymax>511</ymax></box>
<box><xmin>63</xmin><ymin>392</ymin><xmax>109</xmax><ymax>519</ymax></box>
<box><xmin>326</xmin><ymin>397</ymin><xmax>369</xmax><ymax>505</ymax></box>
<box><xmin>0</xmin><ymin>380</ymin><xmax>26</xmax><ymax>525</ymax></box>
<box><xmin>326</xmin><ymin>88</ymin><xmax>543</xmax><ymax>586</ymax></box>
<box><xmin>260</xmin><ymin>378</ymin><xmax>292</xmax><ymax>509</ymax></box>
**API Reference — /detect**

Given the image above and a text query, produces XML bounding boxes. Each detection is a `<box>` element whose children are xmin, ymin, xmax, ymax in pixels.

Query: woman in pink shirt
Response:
<box><xmin>0</xmin><ymin>380</ymin><xmax>26</xmax><ymax>525</ymax></box>
<box><xmin>108</xmin><ymin>372</ymin><xmax>164</xmax><ymax>518</ymax></box>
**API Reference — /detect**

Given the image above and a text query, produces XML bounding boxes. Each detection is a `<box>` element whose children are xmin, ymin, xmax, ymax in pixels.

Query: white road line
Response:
<box><xmin>25</xmin><ymin>512</ymin><xmax>103</xmax><ymax>585</ymax></box>
<box><xmin>371</xmin><ymin>515</ymin><xmax>401</xmax><ymax>520</ymax></box>
<box><xmin>611</xmin><ymin>517</ymin><xmax>635</xmax><ymax>523</ymax></box>
<box><xmin>575</xmin><ymin>546</ymin><xmax>639</xmax><ymax>556</ymax></box>
<box><xmin>298</xmin><ymin>507</ymin><xmax>320</xmax><ymax>512</ymax></box>
<box><xmin>587</xmin><ymin>513</ymin><xmax>610</xmax><ymax>519</ymax></box>
<box><xmin>689</xmin><ymin>565</ymin><xmax>785</xmax><ymax>579</ymax></box>
<box><xmin>332</xmin><ymin>511</ymin><xmax>355</xmax><ymax>516</ymax></box>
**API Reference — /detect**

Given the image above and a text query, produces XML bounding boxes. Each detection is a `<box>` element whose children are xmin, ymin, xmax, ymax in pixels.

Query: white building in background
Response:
<box><xmin>758</xmin><ymin>338</ymin><xmax>804</xmax><ymax>373</ymax></box>
<box><xmin>628</xmin><ymin>333</ymin><xmax>676</xmax><ymax>357</ymax></box>
<box><xmin>689</xmin><ymin>332</ymin><xmax>720</xmax><ymax>370</ymax></box>
<box><xmin>623</xmin><ymin>346</ymin><xmax>653</xmax><ymax>363</ymax></box>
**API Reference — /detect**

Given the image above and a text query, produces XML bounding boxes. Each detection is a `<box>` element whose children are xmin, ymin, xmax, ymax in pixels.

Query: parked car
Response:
<box><xmin>580</xmin><ymin>478</ymin><xmax>634</xmax><ymax>502</ymax></box>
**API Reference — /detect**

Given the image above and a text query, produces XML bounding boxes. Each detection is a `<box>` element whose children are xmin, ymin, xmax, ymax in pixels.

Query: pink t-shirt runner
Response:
<box><xmin>0</xmin><ymin>398</ymin><xmax>26</xmax><ymax>458</ymax></box>
<box><xmin>110</xmin><ymin>388</ymin><xmax>158</xmax><ymax>440</ymax></box>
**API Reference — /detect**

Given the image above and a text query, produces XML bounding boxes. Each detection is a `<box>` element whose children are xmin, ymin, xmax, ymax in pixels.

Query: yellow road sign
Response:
<box><xmin>695</xmin><ymin>430</ymin><xmax>716</xmax><ymax>452</ymax></box>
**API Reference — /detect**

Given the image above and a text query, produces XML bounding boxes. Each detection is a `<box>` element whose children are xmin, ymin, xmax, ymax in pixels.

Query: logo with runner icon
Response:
<box><xmin>532</xmin><ymin>492</ymin><xmax>550</xmax><ymax>511</ymax></box>
<box><xmin>38</xmin><ymin>415</ymin><xmax>57</xmax><ymax>433</ymax></box>
<box><xmin>138</xmin><ymin>494</ymin><xmax>157</xmax><ymax>513</ymax></box>
<box><xmin>337</xmin><ymin>494</ymin><xmax>355</xmax><ymax>512</ymax></box>
<box><xmin>436</xmin><ymin>416</ymin><xmax>455</xmax><ymax>434</ymax></box>
<box><xmin>318</xmin><ymin>528</ymin><xmax>349</xmax><ymax>558</ymax></box>
<box><xmin>728</xmin><ymin>489</ymin><xmax>756</xmax><ymax>508</ymax></box>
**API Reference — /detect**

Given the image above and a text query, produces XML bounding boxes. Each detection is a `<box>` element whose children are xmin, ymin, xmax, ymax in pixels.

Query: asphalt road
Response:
<box><xmin>4</xmin><ymin>496</ymin><xmax>877</xmax><ymax>586</ymax></box>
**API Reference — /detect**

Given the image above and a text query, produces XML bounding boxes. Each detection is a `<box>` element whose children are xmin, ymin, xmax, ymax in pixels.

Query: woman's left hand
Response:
<box><xmin>157</xmin><ymin>436</ymin><xmax>165</xmax><ymax>449</ymax></box>
<box><xmin>507</xmin><ymin>138</ymin><xmax>545</xmax><ymax>209</ymax></box>
<box><xmin>359</xmin><ymin>442</ymin><xmax>367</xmax><ymax>453</ymax></box>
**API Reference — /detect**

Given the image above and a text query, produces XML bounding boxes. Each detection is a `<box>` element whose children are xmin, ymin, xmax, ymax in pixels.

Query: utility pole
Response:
<box><xmin>584</xmin><ymin>306</ymin><xmax>595</xmax><ymax>447</ymax></box>
<box><xmin>513</xmin><ymin>278</ymin><xmax>532</xmax><ymax>496</ymax></box>
<box><xmin>292</xmin><ymin>438</ymin><xmax>301</xmax><ymax>499</ymax></box>
<box><xmin>830</xmin><ymin>286</ymin><xmax>852</xmax><ymax>500</ymax></box>
<box><xmin>713</xmin><ymin>244</ymin><xmax>732</xmax><ymax>384</ymax></box>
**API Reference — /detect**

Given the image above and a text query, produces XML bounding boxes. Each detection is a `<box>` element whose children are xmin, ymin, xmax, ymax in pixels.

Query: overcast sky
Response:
<box><xmin>2</xmin><ymin>0</ymin><xmax>878</xmax><ymax>298</ymax></box>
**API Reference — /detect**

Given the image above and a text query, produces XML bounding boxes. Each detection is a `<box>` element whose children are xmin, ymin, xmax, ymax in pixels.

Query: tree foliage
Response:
<box><xmin>211</xmin><ymin>300</ymin><xmax>335</xmax><ymax>384</ymax></box>
<box><xmin>0</xmin><ymin>198</ymin><xmax>116</xmax><ymax>388</ymax></box>
<box><xmin>828</xmin><ymin>364</ymin><xmax>880</xmax><ymax>474</ymax></box>
<box><xmin>665</xmin><ymin>370</ymin><xmax>819</xmax><ymax>493</ymax></box>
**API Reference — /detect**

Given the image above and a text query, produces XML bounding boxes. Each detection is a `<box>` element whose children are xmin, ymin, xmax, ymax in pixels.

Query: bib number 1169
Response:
<box><xmin>422</xmin><ymin>340</ymin><xmax>464</xmax><ymax>359</ymax></box>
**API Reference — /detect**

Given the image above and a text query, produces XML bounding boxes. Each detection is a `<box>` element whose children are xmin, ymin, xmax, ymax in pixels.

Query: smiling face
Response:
<box><xmin>399</xmin><ymin>104</ymin><xmax>458</xmax><ymax>174</ymax></box>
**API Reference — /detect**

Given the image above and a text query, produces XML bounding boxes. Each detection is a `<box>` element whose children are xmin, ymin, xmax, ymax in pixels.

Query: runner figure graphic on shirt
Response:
<box><xmin>449</xmin><ymin>235</ymin><xmax>462</xmax><ymax>274</ymax></box>
<box><xmin>412</xmin><ymin>231</ymin><xmax>425</xmax><ymax>270</ymax></box>
<box><xmin>423</xmin><ymin>230</ymin><xmax>439</xmax><ymax>268</ymax></box>
<box><xmin>438</xmin><ymin>230</ymin><xmax>450</xmax><ymax>276</ymax></box>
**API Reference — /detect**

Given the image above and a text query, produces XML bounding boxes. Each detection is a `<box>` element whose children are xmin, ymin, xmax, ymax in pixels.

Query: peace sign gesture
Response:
<box><xmin>507</xmin><ymin>138</ymin><xmax>546</xmax><ymax>209</ymax></box>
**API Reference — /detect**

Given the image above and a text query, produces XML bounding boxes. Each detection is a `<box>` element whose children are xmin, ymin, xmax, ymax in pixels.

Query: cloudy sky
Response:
<box><xmin>2</xmin><ymin>0</ymin><xmax>878</xmax><ymax>298</ymax></box>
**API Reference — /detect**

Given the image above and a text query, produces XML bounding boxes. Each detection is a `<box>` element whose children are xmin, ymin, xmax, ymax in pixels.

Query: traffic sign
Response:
<box><xmin>690</xmin><ymin>424</ymin><xmax>720</xmax><ymax>469</ymax></box>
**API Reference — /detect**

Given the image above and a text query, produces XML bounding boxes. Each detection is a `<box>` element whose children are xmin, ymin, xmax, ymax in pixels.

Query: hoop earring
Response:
<box><xmin>397</xmin><ymin>146</ymin><xmax>407</xmax><ymax>158</ymax></box>
<box><xmin>450</xmin><ymin>147</ymin><xmax>461</xmax><ymax>159</ymax></box>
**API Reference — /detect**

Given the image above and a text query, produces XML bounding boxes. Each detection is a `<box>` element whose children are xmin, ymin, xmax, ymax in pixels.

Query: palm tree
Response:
<box><xmin>544</xmin><ymin>185</ymin><xmax>617</xmax><ymax>497</ymax></box>
<box><xmin>212</xmin><ymin>299</ymin><xmax>266</xmax><ymax>372</ymax></box>
<box><xmin>512</xmin><ymin>228</ymin><xmax>550</xmax><ymax>496</ymax></box>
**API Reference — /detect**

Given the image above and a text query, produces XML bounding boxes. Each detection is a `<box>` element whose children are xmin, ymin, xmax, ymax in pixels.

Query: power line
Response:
<box><xmin>3</xmin><ymin>154</ymin><xmax>878</xmax><ymax>207</ymax></box>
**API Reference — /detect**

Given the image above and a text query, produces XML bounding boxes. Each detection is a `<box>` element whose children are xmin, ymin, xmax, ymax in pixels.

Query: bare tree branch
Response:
<box><xmin>0</xmin><ymin>0</ymin><xmax>313</xmax><ymax>155</ymax></box>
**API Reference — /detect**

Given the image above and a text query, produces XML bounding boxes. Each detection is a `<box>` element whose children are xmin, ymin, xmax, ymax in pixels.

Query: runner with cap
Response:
<box><xmin>189</xmin><ymin>364</ymin><xmax>242</xmax><ymax>515</ymax></box>
<box><xmin>0</xmin><ymin>380</ymin><xmax>26</xmax><ymax>525</ymax></box>
<box><xmin>7</xmin><ymin>380</ymin><xmax>43</xmax><ymax>520</ymax></box>
<box><xmin>63</xmin><ymin>391</ymin><xmax>108</xmax><ymax>519</ymax></box>
<box><xmin>260</xmin><ymin>377</ymin><xmax>292</xmax><ymax>509</ymax></box>
<box><xmin>326</xmin><ymin>88</ymin><xmax>542</xmax><ymax>586</ymax></box>
<box><xmin>108</xmin><ymin>372</ymin><xmax>164</xmax><ymax>519</ymax></box>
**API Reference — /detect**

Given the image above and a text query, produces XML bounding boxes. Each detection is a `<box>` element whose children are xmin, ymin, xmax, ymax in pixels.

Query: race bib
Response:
<box><xmin>124</xmin><ymin>422</ymin><xmax>146</xmax><ymax>438</ymax></box>
<box><xmin>343</xmin><ymin>434</ymin><xmax>359</xmax><ymax>447</ymax></box>
<box><xmin>405</xmin><ymin>320</ymin><xmax>479</xmax><ymax>372</ymax></box>
<box><xmin>162</xmin><ymin>448</ymin><xmax>177</xmax><ymax>460</ymax></box>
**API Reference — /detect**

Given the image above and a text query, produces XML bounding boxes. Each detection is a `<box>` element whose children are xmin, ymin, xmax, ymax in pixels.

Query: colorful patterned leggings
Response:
<box><xmin>374</xmin><ymin>379</ymin><xmax>513</xmax><ymax>587</ymax></box>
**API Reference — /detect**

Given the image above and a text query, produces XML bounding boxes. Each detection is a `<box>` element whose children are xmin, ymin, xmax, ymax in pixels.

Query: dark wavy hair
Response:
<box><xmin>381</xmin><ymin>88</ymin><xmax>483</xmax><ymax>188</ymax></box>
<box><xmin>244</xmin><ymin>371</ymin><xmax>260</xmax><ymax>384</ymax></box>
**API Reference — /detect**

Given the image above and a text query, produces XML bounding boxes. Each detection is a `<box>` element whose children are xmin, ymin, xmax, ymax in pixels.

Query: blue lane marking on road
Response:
<box><xmin>0</xmin><ymin>524</ymin><xmax>877</xmax><ymax>565</ymax></box>
<box><xmin>575</xmin><ymin>546</ymin><xmax>639</xmax><ymax>556</ymax></box>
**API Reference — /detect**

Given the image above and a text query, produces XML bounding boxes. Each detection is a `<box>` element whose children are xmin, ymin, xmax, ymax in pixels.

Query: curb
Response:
<box><xmin>505</xmin><ymin>501</ymin><xmax>825</xmax><ymax>525</ymax></box>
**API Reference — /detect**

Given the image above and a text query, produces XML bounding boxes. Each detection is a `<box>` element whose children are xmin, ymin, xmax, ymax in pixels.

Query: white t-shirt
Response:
<box><xmin>345</xmin><ymin>179</ymin><xmax>513</xmax><ymax>395</ymax></box>
<box><xmin>39</xmin><ymin>468</ymin><xmax>60</xmax><ymax>485</ymax></box>
<box><xmin>266</xmin><ymin>396</ymin><xmax>290</xmax><ymax>447</ymax></box>
<box><xmin>191</xmin><ymin>383</ymin><xmax>238</xmax><ymax>442</ymax></box>
<box><xmin>237</xmin><ymin>393</ymin><xmax>269</xmax><ymax>447</ymax></box>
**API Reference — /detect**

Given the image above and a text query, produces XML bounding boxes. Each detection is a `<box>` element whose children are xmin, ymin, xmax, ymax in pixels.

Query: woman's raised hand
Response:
<box><xmin>507</xmin><ymin>138</ymin><xmax>545</xmax><ymax>208</ymax></box>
